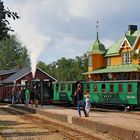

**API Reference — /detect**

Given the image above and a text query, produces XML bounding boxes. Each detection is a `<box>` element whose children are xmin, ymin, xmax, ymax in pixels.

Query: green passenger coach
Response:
<box><xmin>52</xmin><ymin>80</ymin><xmax>140</xmax><ymax>109</ymax></box>
<box><xmin>81</xmin><ymin>80</ymin><xmax>140</xmax><ymax>108</ymax></box>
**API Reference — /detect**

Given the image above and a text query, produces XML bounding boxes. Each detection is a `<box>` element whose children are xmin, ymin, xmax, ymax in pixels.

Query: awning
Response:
<box><xmin>83</xmin><ymin>64</ymin><xmax>140</xmax><ymax>74</ymax></box>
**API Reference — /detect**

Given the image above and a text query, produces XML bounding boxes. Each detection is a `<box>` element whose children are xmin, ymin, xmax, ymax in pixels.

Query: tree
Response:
<box><xmin>0</xmin><ymin>35</ymin><xmax>30</xmax><ymax>70</ymax></box>
<box><xmin>0</xmin><ymin>0</ymin><xmax>19</xmax><ymax>40</ymax></box>
<box><xmin>37</xmin><ymin>54</ymin><xmax>88</xmax><ymax>81</ymax></box>
<box><xmin>37</xmin><ymin>61</ymin><xmax>57</xmax><ymax>79</ymax></box>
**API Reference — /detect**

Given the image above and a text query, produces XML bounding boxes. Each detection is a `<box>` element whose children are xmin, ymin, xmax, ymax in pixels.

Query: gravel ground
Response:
<box><xmin>0</xmin><ymin>105</ymin><xmax>120</xmax><ymax>140</ymax></box>
<box><xmin>0</xmin><ymin>106</ymin><xmax>67</xmax><ymax>140</ymax></box>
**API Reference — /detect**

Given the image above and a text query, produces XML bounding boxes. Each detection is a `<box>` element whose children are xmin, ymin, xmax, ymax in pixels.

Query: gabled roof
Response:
<box><xmin>2</xmin><ymin>67</ymin><xmax>57</xmax><ymax>84</ymax></box>
<box><xmin>126</xmin><ymin>35</ymin><xmax>137</xmax><ymax>46</ymax></box>
<box><xmin>2</xmin><ymin>67</ymin><xmax>30</xmax><ymax>84</ymax></box>
<box><xmin>0</xmin><ymin>69</ymin><xmax>17</xmax><ymax>75</ymax></box>
<box><xmin>105</xmin><ymin>37</ymin><xmax>124</xmax><ymax>57</ymax></box>
<box><xmin>37</xmin><ymin>67</ymin><xmax>57</xmax><ymax>81</ymax></box>
<box><xmin>132</xmin><ymin>30</ymin><xmax>140</xmax><ymax>48</ymax></box>
<box><xmin>105</xmin><ymin>30</ymin><xmax>140</xmax><ymax>57</ymax></box>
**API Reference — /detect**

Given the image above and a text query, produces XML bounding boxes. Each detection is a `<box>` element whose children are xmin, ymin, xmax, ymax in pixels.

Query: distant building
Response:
<box><xmin>84</xmin><ymin>25</ymin><xmax>140</xmax><ymax>81</ymax></box>
<box><xmin>0</xmin><ymin>67</ymin><xmax>57</xmax><ymax>101</ymax></box>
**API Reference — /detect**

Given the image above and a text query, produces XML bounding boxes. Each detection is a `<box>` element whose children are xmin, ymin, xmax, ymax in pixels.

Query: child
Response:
<box><xmin>85</xmin><ymin>94</ymin><xmax>91</xmax><ymax>117</ymax></box>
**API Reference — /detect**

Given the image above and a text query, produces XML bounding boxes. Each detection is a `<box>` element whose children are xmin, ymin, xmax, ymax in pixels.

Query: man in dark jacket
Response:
<box><xmin>74</xmin><ymin>84</ymin><xmax>87</xmax><ymax>117</ymax></box>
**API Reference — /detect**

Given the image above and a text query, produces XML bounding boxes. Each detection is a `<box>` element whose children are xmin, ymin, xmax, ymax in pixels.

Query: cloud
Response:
<box><xmin>66</xmin><ymin>0</ymin><xmax>92</xmax><ymax>18</ymax></box>
<box><xmin>3</xmin><ymin>0</ymin><xmax>140</xmax><ymax>65</ymax></box>
<box><xmin>40</xmin><ymin>36</ymin><xmax>89</xmax><ymax>63</ymax></box>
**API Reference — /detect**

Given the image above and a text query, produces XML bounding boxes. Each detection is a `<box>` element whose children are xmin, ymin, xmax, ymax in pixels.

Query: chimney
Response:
<box><xmin>128</xmin><ymin>25</ymin><xmax>137</xmax><ymax>35</ymax></box>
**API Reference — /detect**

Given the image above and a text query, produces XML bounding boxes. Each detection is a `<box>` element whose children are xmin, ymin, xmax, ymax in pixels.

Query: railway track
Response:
<box><xmin>0</xmin><ymin>106</ymin><xmax>103</xmax><ymax>140</ymax></box>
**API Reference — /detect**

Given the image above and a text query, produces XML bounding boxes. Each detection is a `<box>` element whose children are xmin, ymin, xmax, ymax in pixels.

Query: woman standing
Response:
<box><xmin>85</xmin><ymin>94</ymin><xmax>91</xmax><ymax>117</ymax></box>
<box><xmin>74</xmin><ymin>84</ymin><xmax>87</xmax><ymax>117</ymax></box>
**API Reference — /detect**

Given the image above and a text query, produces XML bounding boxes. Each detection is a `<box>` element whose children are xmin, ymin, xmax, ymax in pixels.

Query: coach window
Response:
<box><xmin>110</xmin><ymin>84</ymin><xmax>114</xmax><ymax>93</ymax></box>
<box><xmin>86</xmin><ymin>84</ymin><xmax>90</xmax><ymax>91</ymax></box>
<box><xmin>118</xmin><ymin>84</ymin><xmax>123</xmax><ymax>93</ymax></box>
<box><xmin>68</xmin><ymin>83</ymin><xmax>71</xmax><ymax>91</ymax></box>
<box><xmin>56</xmin><ymin>84</ymin><xmax>59</xmax><ymax>91</ymax></box>
<box><xmin>94</xmin><ymin>84</ymin><xmax>97</xmax><ymax>92</ymax></box>
<box><xmin>128</xmin><ymin>84</ymin><xmax>132</xmax><ymax>93</ymax></box>
<box><xmin>61</xmin><ymin>84</ymin><xmax>65</xmax><ymax>91</ymax></box>
<box><xmin>101</xmin><ymin>84</ymin><xmax>106</xmax><ymax>92</ymax></box>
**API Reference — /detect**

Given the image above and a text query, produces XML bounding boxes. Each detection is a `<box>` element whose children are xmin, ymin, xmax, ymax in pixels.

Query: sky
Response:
<box><xmin>3</xmin><ymin>0</ymin><xmax>140</xmax><ymax>66</ymax></box>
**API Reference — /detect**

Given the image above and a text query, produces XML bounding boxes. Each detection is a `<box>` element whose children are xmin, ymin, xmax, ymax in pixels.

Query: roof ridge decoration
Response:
<box><xmin>96</xmin><ymin>20</ymin><xmax>99</xmax><ymax>41</ymax></box>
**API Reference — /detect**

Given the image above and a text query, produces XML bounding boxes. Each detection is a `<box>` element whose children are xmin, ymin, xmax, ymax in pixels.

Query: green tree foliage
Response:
<box><xmin>0</xmin><ymin>35</ymin><xmax>30</xmax><ymax>70</ymax></box>
<box><xmin>37</xmin><ymin>54</ymin><xmax>88</xmax><ymax>81</ymax></box>
<box><xmin>37</xmin><ymin>61</ymin><xmax>57</xmax><ymax>79</ymax></box>
<box><xmin>0</xmin><ymin>0</ymin><xmax>19</xmax><ymax>40</ymax></box>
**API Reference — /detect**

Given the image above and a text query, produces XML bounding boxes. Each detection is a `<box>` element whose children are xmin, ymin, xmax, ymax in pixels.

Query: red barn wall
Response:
<box><xmin>1</xmin><ymin>69</ymin><xmax>56</xmax><ymax>102</ymax></box>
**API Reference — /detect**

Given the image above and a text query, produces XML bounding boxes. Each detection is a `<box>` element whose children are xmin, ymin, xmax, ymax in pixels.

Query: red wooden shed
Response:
<box><xmin>0</xmin><ymin>67</ymin><xmax>57</xmax><ymax>102</ymax></box>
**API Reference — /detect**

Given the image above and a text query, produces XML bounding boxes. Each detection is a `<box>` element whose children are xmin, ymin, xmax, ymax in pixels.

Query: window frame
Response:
<box><xmin>118</xmin><ymin>84</ymin><xmax>123</xmax><ymax>93</ymax></box>
<box><xmin>128</xmin><ymin>84</ymin><xmax>132</xmax><ymax>93</ymax></box>
<box><xmin>107</xmin><ymin>57</ymin><xmax>111</xmax><ymax>66</ymax></box>
<box><xmin>94</xmin><ymin>84</ymin><xmax>98</xmax><ymax>93</ymax></box>
<box><xmin>110</xmin><ymin>84</ymin><xmax>114</xmax><ymax>93</ymax></box>
<box><xmin>122</xmin><ymin>52</ymin><xmax>132</xmax><ymax>64</ymax></box>
<box><xmin>101</xmin><ymin>84</ymin><xmax>106</xmax><ymax>93</ymax></box>
<box><xmin>88</xmin><ymin>55</ymin><xmax>92</xmax><ymax>66</ymax></box>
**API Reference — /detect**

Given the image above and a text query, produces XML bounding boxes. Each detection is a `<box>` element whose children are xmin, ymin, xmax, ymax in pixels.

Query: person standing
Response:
<box><xmin>85</xmin><ymin>94</ymin><xmax>91</xmax><ymax>117</ymax></box>
<box><xmin>74</xmin><ymin>84</ymin><xmax>87</xmax><ymax>117</ymax></box>
<box><xmin>25</xmin><ymin>87</ymin><xmax>30</xmax><ymax>107</ymax></box>
<box><xmin>30</xmin><ymin>89</ymin><xmax>35</xmax><ymax>107</ymax></box>
<box><xmin>11</xmin><ymin>83</ymin><xmax>16</xmax><ymax>104</ymax></box>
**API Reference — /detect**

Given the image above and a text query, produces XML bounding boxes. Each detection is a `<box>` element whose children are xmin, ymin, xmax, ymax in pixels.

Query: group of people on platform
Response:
<box><xmin>11</xmin><ymin>83</ymin><xmax>91</xmax><ymax>117</ymax></box>
<box><xmin>11</xmin><ymin>85</ymin><xmax>40</xmax><ymax>107</ymax></box>
<box><xmin>74</xmin><ymin>84</ymin><xmax>91</xmax><ymax>117</ymax></box>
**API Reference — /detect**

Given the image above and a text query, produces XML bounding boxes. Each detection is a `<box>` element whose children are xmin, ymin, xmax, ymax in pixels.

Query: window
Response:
<box><xmin>56</xmin><ymin>84</ymin><xmax>59</xmax><ymax>91</ymax></box>
<box><xmin>119</xmin><ymin>84</ymin><xmax>123</xmax><ymax>93</ymax></box>
<box><xmin>101</xmin><ymin>84</ymin><xmax>106</xmax><ymax>92</ymax></box>
<box><xmin>36</xmin><ymin>81</ymin><xmax>41</xmax><ymax>88</ymax></box>
<box><xmin>43</xmin><ymin>81</ymin><xmax>52</xmax><ymax>89</ymax></box>
<box><xmin>21</xmin><ymin>80</ymin><xmax>27</xmax><ymax>86</ymax></box>
<box><xmin>68</xmin><ymin>84</ymin><xmax>71</xmax><ymax>91</ymax></box>
<box><xmin>110</xmin><ymin>84</ymin><xmax>114</xmax><ymax>92</ymax></box>
<box><xmin>94</xmin><ymin>85</ymin><xmax>97</xmax><ymax>92</ymax></box>
<box><xmin>122</xmin><ymin>52</ymin><xmax>131</xmax><ymax>64</ymax></box>
<box><xmin>128</xmin><ymin>84</ymin><xmax>132</xmax><ymax>93</ymax></box>
<box><xmin>86</xmin><ymin>84</ymin><xmax>90</xmax><ymax>91</ymax></box>
<box><xmin>88</xmin><ymin>56</ymin><xmax>92</xmax><ymax>66</ymax></box>
<box><xmin>61</xmin><ymin>84</ymin><xmax>65</xmax><ymax>91</ymax></box>
<box><xmin>107</xmin><ymin>57</ymin><xmax>111</xmax><ymax>66</ymax></box>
